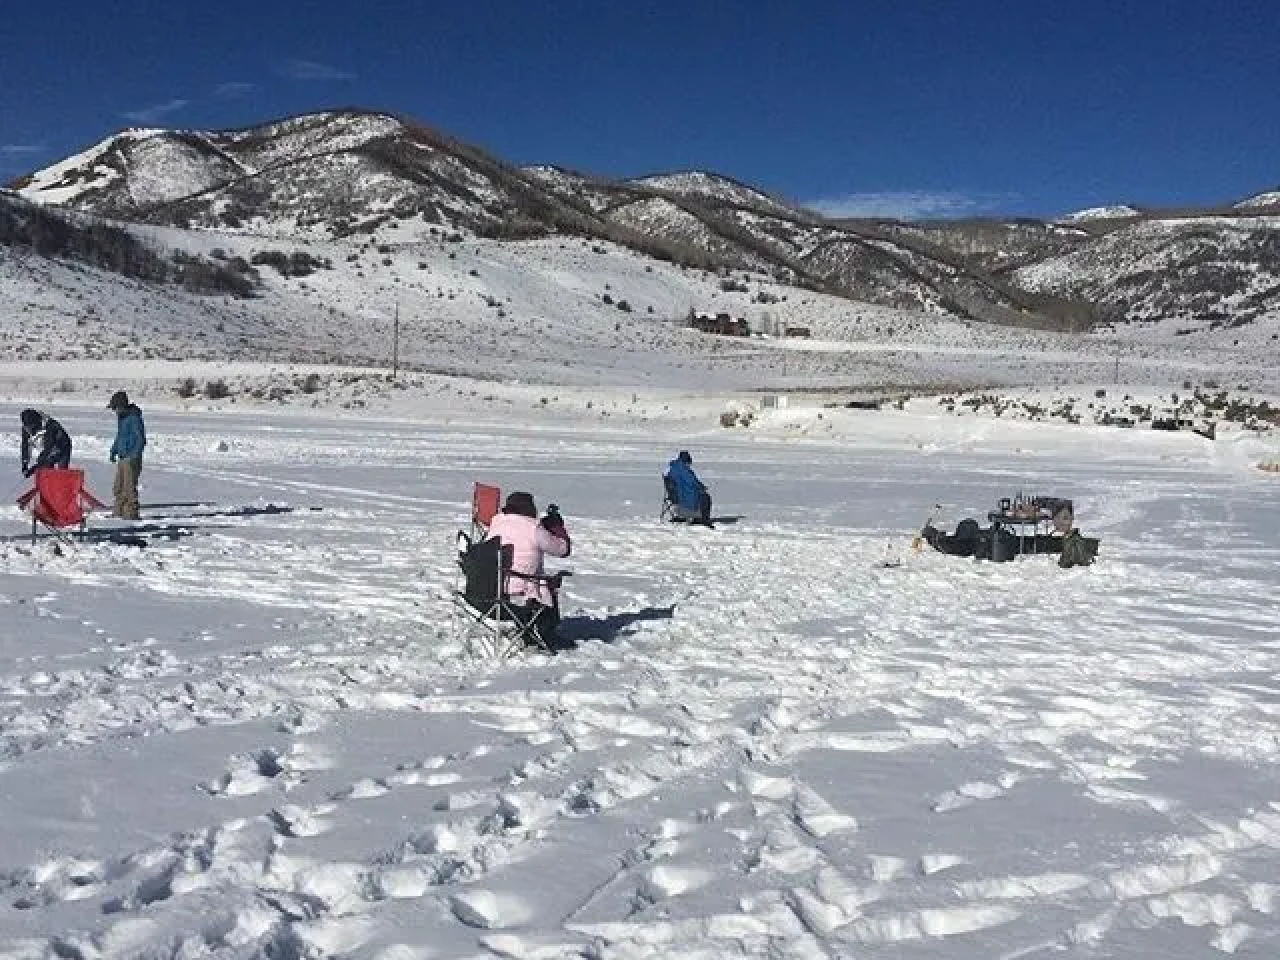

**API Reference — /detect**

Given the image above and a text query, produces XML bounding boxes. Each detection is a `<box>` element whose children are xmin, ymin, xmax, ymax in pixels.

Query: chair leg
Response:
<box><xmin>452</xmin><ymin>587</ymin><xmax>560</xmax><ymax>660</ymax></box>
<box><xmin>453</xmin><ymin>594</ymin><xmax>503</xmax><ymax>658</ymax></box>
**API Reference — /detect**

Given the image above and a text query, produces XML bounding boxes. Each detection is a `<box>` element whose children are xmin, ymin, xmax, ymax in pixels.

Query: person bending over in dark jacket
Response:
<box><xmin>19</xmin><ymin>409</ymin><xmax>72</xmax><ymax>476</ymax></box>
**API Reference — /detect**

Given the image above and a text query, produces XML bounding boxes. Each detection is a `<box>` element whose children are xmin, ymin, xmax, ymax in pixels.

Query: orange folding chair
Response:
<box><xmin>16</xmin><ymin>468</ymin><xmax>107</xmax><ymax>544</ymax></box>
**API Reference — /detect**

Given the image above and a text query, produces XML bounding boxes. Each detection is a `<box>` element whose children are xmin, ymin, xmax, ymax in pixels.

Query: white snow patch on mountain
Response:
<box><xmin>15</xmin><ymin>133</ymin><xmax>136</xmax><ymax>205</ymax></box>
<box><xmin>629</xmin><ymin>171</ymin><xmax>795</xmax><ymax>214</ymax></box>
<box><xmin>1059</xmin><ymin>205</ymin><xmax>1140</xmax><ymax>223</ymax></box>
<box><xmin>1235</xmin><ymin>190</ymin><xmax>1280</xmax><ymax>210</ymax></box>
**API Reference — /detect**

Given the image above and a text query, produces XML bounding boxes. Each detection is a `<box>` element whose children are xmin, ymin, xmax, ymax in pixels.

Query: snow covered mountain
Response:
<box><xmin>6</xmin><ymin>108</ymin><xmax>1280</xmax><ymax>337</ymax></box>
<box><xmin>3</xmin><ymin>111</ymin><xmax>1081</xmax><ymax>329</ymax></box>
<box><xmin>1011</xmin><ymin>215</ymin><xmax>1280</xmax><ymax>332</ymax></box>
<box><xmin>11</xmin><ymin>111</ymin><xmax>601</xmax><ymax>241</ymax></box>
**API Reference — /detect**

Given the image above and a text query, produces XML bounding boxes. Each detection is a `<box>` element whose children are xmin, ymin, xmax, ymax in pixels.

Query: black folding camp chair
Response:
<box><xmin>660</xmin><ymin>473</ymin><xmax>677</xmax><ymax>522</ymax></box>
<box><xmin>660</xmin><ymin>472</ymin><xmax>712</xmax><ymax>525</ymax></box>
<box><xmin>660</xmin><ymin>473</ymin><xmax>700</xmax><ymax>523</ymax></box>
<box><xmin>452</xmin><ymin>533</ymin><xmax>565</xmax><ymax>657</ymax></box>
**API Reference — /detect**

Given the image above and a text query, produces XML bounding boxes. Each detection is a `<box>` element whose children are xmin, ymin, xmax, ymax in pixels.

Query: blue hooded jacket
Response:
<box><xmin>666</xmin><ymin>454</ymin><xmax>705</xmax><ymax>510</ymax></box>
<box><xmin>111</xmin><ymin>405</ymin><xmax>146</xmax><ymax>461</ymax></box>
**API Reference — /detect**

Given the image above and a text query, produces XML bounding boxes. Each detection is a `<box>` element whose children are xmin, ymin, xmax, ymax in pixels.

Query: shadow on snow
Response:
<box><xmin>558</xmin><ymin>604</ymin><xmax>678</xmax><ymax>646</ymax></box>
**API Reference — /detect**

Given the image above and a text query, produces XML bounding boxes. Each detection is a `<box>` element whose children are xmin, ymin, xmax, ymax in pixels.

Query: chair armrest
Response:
<box><xmin>506</xmin><ymin>569</ymin><xmax>572</xmax><ymax>583</ymax></box>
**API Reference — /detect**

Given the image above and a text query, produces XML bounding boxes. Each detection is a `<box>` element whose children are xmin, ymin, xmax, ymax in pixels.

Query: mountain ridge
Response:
<box><xmin>7</xmin><ymin>107</ymin><xmax>1280</xmax><ymax>333</ymax></box>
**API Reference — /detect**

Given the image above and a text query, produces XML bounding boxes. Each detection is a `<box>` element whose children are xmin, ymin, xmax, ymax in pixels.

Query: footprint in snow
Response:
<box><xmin>919</xmin><ymin>853</ymin><xmax>966</xmax><ymax>876</ymax></box>
<box><xmin>202</xmin><ymin>748</ymin><xmax>292</xmax><ymax>797</ymax></box>
<box><xmin>333</xmin><ymin>777</ymin><xmax>390</xmax><ymax>800</ymax></box>
<box><xmin>931</xmin><ymin>772</ymin><xmax>1022</xmax><ymax>813</ymax></box>
<box><xmin>388</xmin><ymin>768</ymin><xmax>462</xmax><ymax>788</ymax></box>
<box><xmin>268</xmin><ymin>803</ymin><xmax>335</xmax><ymax>838</ymax></box>
<box><xmin>450</xmin><ymin>888</ymin><xmax>535</xmax><ymax>930</ymax></box>
<box><xmin>8</xmin><ymin>857</ymin><xmax>104</xmax><ymax>909</ymax></box>
<box><xmin>637</xmin><ymin>864</ymin><xmax>714</xmax><ymax>902</ymax></box>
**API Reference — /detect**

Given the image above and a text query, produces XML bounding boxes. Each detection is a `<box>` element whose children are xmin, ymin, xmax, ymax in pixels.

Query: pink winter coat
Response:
<box><xmin>485</xmin><ymin>512</ymin><xmax>570</xmax><ymax>607</ymax></box>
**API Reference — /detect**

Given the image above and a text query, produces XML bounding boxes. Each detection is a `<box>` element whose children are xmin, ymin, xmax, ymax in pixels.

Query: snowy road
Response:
<box><xmin>1</xmin><ymin>403</ymin><xmax>1278</xmax><ymax>958</ymax></box>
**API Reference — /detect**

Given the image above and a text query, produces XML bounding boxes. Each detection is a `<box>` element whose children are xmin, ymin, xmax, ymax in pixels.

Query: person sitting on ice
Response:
<box><xmin>19</xmin><ymin>408</ymin><xmax>73</xmax><ymax>477</ymax></box>
<box><xmin>484</xmin><ymin>491</ymin><xmax>572</xmax><ymax>640</ymax></box>
<box><xmin>664</xmin><ymin>450</ymin><xmax>713</xmax><ymax>525</ymax></box>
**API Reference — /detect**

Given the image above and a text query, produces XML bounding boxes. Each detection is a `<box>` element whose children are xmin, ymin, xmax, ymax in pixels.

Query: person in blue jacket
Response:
<box><xmin>107</xmin><ymin>390</ymin><xmax>146</xmax><ymax>520</ymax></box>
<box><xmin>665</xmin><ymin>450</ymin><xmax>713</xmax><ymax>525</ymax></box>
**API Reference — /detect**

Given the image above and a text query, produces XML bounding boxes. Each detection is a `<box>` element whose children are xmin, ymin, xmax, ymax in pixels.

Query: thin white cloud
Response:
<box><xmin>277</xmin><ymin>59</ymin><xmax>355</xmax><ymax>81</ymax></box>
<box><xmin>806</xmin><ymin>190</ymin><xmax>994</xmax><ymax>221</ymax></box>
<box><xmin>122</xmin><ymin>98</ymin><xmax>190</xmax><ymax>125</ymax></box>
<box><xmin>0</xmin><ymin>144</ymin><xmax>45</xmax><ymax>171</ymax></box>
<box><xmin>213</xmin><ymin>81</ymin><xmax>256</xmax><ymax>98</ymax></box>
<box><xmin>0</xmin><ymin>144</ymin><xmax>44</xmax><ymax>157</ymax></box>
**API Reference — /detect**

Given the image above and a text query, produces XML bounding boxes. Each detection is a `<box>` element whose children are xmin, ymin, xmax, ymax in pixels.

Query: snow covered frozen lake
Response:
<box><xmin>1</xmin><ymin>398</ymin><xmax>1278</xmax><ymax>958</ymax></box>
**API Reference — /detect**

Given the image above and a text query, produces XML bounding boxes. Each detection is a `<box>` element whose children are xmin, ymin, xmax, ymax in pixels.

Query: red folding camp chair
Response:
<box><xmin>471</xmin><ymin>482</ymin><xmax>501</xmax><ymax>541</ymax></box>
<box><xmin>16</xmin><ymin>468</ymin><xmax>107</xmax><ymax>543</ymax></box>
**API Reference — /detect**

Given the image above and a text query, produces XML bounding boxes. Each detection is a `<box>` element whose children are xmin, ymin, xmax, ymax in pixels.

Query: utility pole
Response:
<box><xmin>391</xmin><ymin>302</ymin><xmax>400</xmax><ymax>380</ymax></box>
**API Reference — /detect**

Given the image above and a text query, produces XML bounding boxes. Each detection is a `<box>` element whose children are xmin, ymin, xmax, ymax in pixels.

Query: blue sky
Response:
<box><xmin>2</xmin><ymin>0</ymin><xmax>1277</xmax><ymax>218</ymax></box>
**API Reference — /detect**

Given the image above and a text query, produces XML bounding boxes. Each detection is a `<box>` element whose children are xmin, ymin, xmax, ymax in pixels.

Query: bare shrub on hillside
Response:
<box><xmin>250</xmin><ymin>250</ymin><xmax>332</xmax><ymax>277</ymax></box>
<box><xmin>0</xmin><ymin>194</ymin><xmax>258</xmax><ymax>297</ymax></box>
<box><xmin>172</xmin><ymin>251</ymin><xmax>258</xmax><ymax>296</ymax></box>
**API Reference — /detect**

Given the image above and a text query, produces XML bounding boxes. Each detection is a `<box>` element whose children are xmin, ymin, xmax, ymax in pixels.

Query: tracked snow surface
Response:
<box><xmin>0</xmin><ymin>385</ymin><xmax>1278</xmax><ymax>959</ymax></box>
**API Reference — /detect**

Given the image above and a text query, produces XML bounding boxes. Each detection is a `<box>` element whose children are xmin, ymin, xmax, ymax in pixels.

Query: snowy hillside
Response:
<box><xmin>1013</xmin><ymin>216</ymin><xmax>1280</xmax><ymax>334</ymax></box>
<box><xmin>4</xmin><ymin>196</ymin><xmax>1280</xmax><ymax>403</ymax></box>
<box><xmin>628</xmin><ymin>170</ymin><xmax>798</xmax><ymax>216</ymax></box>
<box><xmin>874</xmin><ymin>219</ymin><xmax>1091</xmax><ymax>269</ymax></box>
<box><xmin>12</xmin><ymin>112</ymin><xmax>401</xmax><ymax>214</ymax></box>
<box><xmin>519</xmin><ymin>164</ymin><xmax>621</xmax><ymax>213</ymax></box>
<box><xmin>11</xmin><ymin>111</ymin><xmax>596</xmax><ymax>244</ymax></box>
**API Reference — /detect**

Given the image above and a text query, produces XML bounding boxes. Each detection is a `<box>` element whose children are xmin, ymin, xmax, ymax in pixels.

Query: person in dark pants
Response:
<box><xmin>19</xmin><ymin>409</ymin><xmax>72</xmax><ymax>476</ymax></box>
<box><xmin>665</xmin><ymin>450</ymin><xmax>713</xmax><ymax>525</ymax></box>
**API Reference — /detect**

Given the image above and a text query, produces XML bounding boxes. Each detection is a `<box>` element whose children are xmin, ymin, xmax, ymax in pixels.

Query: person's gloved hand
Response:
<box><xmin>540</xmin><ymin>504</ymin><xmax>564</xmax><ymax>532</ymax></box>
<box><xmin>22</xmin><ymin>466</ymin><xmax>33</xmax><ymax>478</ymax></box>
<box><xmin>542</xmin><ymin>503</ymin><xmax>571</xmax><ymax>546</ymax></box>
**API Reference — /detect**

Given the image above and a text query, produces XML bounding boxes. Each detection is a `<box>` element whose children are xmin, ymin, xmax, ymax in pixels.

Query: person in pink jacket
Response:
<box><xmin>484</xmin><ymin>491</ymin><xmax>571</xmax><ymax>621</ymax></box>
